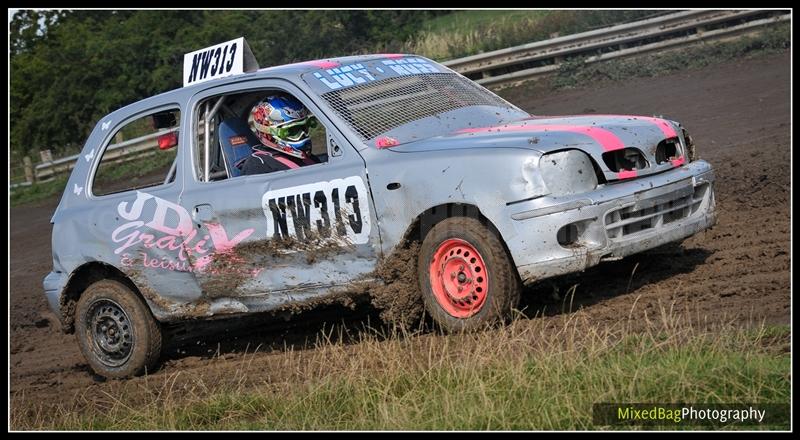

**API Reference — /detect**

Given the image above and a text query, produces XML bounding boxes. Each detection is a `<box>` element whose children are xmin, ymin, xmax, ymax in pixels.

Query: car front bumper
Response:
<box><xmin>504</xmin><ymin>160</ymin><xmax>716</xmax><ymax>285</ymax></box>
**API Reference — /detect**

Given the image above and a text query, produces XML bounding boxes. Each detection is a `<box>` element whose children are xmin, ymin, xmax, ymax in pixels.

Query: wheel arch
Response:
<box><xmin>400</xmin><ymin>203</ymin><xmax>514</xmax><ymax>261</ymax></box>
<box><xmin>59</xmin><ymin>261</ymin><xmax>147</xmax><ymax>333</ymax></box>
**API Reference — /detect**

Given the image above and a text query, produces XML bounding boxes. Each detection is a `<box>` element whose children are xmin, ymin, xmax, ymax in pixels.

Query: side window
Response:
<box><xmin>195</xmin><ymin>90</ymin><xmax>329</xmax><ymax>182</ymax></box>
<box><xmin>92</xmin><ymin>109</ymin><xmax>180</xmax><ymax>196</ymax></box>
<box><xmin>195</xmin><ymin>98</ymin><xmax>225</xmax><ymax>182</ymax></box>
<box><xmin>308</xmin><ymin>115</ymin><xmax>328</xmax><ymax>158</ymax></box>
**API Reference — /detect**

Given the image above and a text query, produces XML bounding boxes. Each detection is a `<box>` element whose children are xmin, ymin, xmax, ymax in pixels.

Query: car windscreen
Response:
<box><xmin>316</xmin><ymin>72</ymin><xmax>528</xmax><ymax>144</ymax></box>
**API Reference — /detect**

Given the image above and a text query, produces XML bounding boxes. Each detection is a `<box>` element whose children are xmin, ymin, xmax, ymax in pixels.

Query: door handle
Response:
<box><xmin>193</xmin><ymin>204</ymin><xmax>214</xmax><ymax>222</ymax></box>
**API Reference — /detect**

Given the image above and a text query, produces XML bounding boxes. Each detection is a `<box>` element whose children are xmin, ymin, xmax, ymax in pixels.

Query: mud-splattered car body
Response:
<box><xmin>44</xmin><ymin>54</ymin><xmax>716</xmax><ymax>332</ymax></box>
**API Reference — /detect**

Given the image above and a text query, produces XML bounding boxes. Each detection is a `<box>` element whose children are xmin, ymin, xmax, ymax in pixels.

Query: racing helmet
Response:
<box><xmin>250</xmin><ymin>94</ymin><xmax>316</xmax><ymax>159</ymax></box>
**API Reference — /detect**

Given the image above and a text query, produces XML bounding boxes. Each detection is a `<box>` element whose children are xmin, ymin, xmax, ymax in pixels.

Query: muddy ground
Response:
<box><xmin>10</xmin><ymin>52</ymin><xmax>790</xmax><ymax>410</ymax></box>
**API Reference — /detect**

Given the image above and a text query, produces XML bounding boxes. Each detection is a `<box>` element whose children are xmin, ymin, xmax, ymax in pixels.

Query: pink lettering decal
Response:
<box><xmin>146</xmin><ymin>196</ymin><xmax>194</xmax><ymax>237</ymax></box>
<box><xmin>193</xmin><ymin>237</ymin><xmax>211</xmax><ymax>256</ymax></box>
<box><xmin>139</xmin><ymin>233</ymin><xmax>156</xmax><ymax>248</ymax></box>
<box><xmin>117</xmin><ymin>191</ymin><xmax>153</xmax><ymax>221</ymax></box>
<box><xmin>111</xmin><ymin>192</ymin><xmax>259</xmax><ymax>278</ymax></box>
<box><xmin>205</xmin><ymin>222</ymin><xmax>255</xmax><ymax>253</ymax></box>
<box><xmin>155</xmin><ymin>235</ymin><xmax>178</xmax><ymax>250</ymax></box>
<box><xmin>193</xmin><ymin>254</ymin><xmax>214</xmax><ymax>271</ymax></box>
<box><xmin>112</xmin><ymin>221</ymin><xmax>145</xmax><ymax>255</ymax></box>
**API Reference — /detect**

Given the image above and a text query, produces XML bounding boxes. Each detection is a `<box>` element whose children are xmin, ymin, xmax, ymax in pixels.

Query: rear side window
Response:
<box><xmin>92</xmin><ymin>109</ymin><xmax>181</xmax><ymax>196</ymax></box>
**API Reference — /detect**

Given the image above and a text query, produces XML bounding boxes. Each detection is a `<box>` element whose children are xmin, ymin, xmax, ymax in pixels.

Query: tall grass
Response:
<box><xmin>11</xmin><ymin>304</ymin><xmax>790</xmax><ymax>430</ymax></box>
<box><xmin>403</xmin><ymin>10</ymin><xmax>662</xmax><ymax>60</ymax></box>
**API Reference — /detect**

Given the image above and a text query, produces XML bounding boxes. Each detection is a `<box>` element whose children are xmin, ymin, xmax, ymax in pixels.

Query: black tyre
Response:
<box><xmin>75</xmin><ymin>279</ymin><xmax>162</xmax><ymax>378</ymax></box>
<box><xmin>418</xmin><ymin>217</ymin><xmax>522</xmax><ymax>332</ymax></box>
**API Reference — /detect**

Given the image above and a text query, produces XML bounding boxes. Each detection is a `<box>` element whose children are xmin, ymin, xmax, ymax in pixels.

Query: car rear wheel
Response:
<box><xmin>75</xmin><ymin>279</ymin><xmax>162</xmax><ymax>378</ymax></box>
<box><xmin>418</xmin><ymin>217</ymin><xmax>522</xmax><ymax>332</ymax></box>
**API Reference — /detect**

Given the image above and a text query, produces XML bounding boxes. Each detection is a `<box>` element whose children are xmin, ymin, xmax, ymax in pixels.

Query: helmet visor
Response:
<box><xmin>270</xmin><ymin>116</ymin><xmax>317</xmax><ymax>141</ymax></box>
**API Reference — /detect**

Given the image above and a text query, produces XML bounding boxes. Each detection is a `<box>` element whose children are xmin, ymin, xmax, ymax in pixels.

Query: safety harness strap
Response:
<box><xmin>270</xmin><ymin>154</ymin><xmax>300</xmax><ymax>169</ymax></box>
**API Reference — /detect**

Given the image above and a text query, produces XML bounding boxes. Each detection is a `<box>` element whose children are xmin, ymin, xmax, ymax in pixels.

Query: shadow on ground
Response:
<box><xmin>518</xmin><ymin>245</ymin><xmax>713</xmax><ymax>317</ymax></box>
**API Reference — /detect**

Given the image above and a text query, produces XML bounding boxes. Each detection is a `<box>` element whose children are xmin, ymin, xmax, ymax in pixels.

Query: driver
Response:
<box><xmin>240</xmin><ymin>94</ymin><xmax>321</xmax><ymax>175</ymax></box>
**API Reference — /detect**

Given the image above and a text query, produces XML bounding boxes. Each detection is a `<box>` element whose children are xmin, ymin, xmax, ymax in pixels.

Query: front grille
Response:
<box><xmin>605</xmin><ymin>183</ymin><xmax>708</xmax><ymax>239</ymax></box>
<box><xmin>320</xmin><ymin>73</ymin><xmax>513</xmax><ymax>140</ymax></box>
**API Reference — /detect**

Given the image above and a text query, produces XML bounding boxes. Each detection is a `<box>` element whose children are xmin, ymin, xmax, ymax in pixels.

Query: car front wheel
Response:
<box><xmin>418</xmin><ymin>217</ymin><xmax>522</xmax><ymax>332</ymax></box>
<box><xmin>75</xmin><ymin>279</ymin><xmax>162</xmax><ymax>378</ymax></box>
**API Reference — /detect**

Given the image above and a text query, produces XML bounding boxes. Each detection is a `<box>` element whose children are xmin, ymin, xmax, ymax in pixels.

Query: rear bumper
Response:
<box><xmin>43</xmin><ymin>271</ymin><xmax>68</xmax><ymax>319</ymax></box>
<box><xmin>504</xmin><ymin>160</ymin><xmax>716</xmax><ymax>285</ymax></box>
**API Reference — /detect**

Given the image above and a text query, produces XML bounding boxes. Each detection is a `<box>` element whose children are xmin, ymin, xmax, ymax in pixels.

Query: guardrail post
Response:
<box><xmin>39</xmin><ymin>149</ymin><xmax>53</xmax><ymax>163</ymax></box>
<box><xmin>39</xmin><ymin>149</ymin><xmax>55</xmax><ymax>181</ymax></box>
<box><xmin>23</xmin><ymin>156</ymin><xmax>34</xmax><ymax>183</ymax></box>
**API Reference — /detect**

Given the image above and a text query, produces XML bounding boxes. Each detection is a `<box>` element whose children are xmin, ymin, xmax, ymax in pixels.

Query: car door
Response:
<box><xmin>177</xmin><ymin>79</ymin><xmax>381</xmax><ymax>312</ymax></box>
<box><xmin>84</xmin><ymin>104</ymin><xmax>209</xmax><ymax>312</ymax></box>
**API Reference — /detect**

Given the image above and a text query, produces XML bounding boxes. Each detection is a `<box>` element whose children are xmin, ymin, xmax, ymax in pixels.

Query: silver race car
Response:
<box><xmin>44</xmin><ymin>52</ymin><xmax>716</xmax><ymax>377</ymax></box>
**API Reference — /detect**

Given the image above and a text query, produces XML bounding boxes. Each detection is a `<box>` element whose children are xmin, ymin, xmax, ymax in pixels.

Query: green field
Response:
<box><xmin>12</xmin><ymin>317</ymin><xmax>790</xmax><ymax>430</ymax></box>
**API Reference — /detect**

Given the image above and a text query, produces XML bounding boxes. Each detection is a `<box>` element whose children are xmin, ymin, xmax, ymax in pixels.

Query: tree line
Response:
<box><xmin>10</xmin><ymin>10</ymin><xmax>444</xmax><ymax>158</ymax></box>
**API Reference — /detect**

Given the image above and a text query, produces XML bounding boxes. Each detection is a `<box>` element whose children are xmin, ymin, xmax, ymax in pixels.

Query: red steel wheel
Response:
<box><xmin>429</xmin><ymin>238</ymin><xmax>489</xmax><ymax>318</ymax></box>
<box><xmin>417</xmin><ymin>217</ymin><xmax>522</xmax><ymax>332</ymax></box>
<box><xmin>418</xmin><ymin>216</ymin><xmax>522</xmax><ymax>332</ymax></box>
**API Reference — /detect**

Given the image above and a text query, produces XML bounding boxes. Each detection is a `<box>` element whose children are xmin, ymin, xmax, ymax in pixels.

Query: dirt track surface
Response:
<box><xmin>10</xmin><ymin>52</ymin><xmax>790</xmax><ymax>409</ymax></box>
